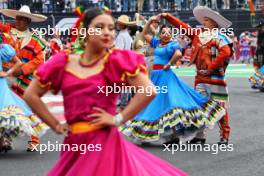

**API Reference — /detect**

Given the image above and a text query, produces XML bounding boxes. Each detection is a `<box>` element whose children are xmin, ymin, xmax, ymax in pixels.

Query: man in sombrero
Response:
<box><xmin>158</xmin><ymin>6</ymin><xmax>233</xmax><ymax>145</ymax></box>
<box><xmin>115</xmin><ymin>15</ymin><xmax>136</xmax><ymax>50</ymax></box>
<box><xmin>115</xmin><ymin>15</ymin><xmax>137</xmax><ymax>109</ymax></box>
<box><xmin>0</xmin><ymin>5</ymin><xmax>47</xmax><ymax>151</ymax></box>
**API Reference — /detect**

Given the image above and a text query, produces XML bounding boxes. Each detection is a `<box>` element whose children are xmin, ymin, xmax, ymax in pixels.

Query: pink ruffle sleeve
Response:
<box><xmin>34</xmin><ymin>52</ymin><xmax>68</xmax><ymax>94</ymax></box>
<box><xmin>105</xmin><ymin>49</ymin><xmax>147</xmax><ymax>84</ymax></box>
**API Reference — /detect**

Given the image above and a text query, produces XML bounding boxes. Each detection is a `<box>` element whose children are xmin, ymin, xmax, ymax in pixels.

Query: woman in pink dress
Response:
<box><xmin>23</xmin><ymin>8</ymin><xmax>187</xmax><ymax>176</ymax></box>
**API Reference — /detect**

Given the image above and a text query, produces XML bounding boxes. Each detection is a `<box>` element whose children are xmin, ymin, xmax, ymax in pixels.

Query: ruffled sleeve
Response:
<box><xmin>0</xmin><ymin>44</ymin><xmax>15</xmax><ymax>62</ymax></box>
<box><xmin>105</xmin><ymin>49</ymin><xmax>147</xmax><ymax>84</ymax></box>
<box><xmin>34</xmin><ymin>52</ymin><xmax>67</xmax><ymax>94</ymax></box>
<box><xmin>166</xmin><ymin>41</ymin><xmax>182</xmax><ymax>59</ymax></box>
<box><xmin>150</xmin><ymin>36</ymin><xmax>160</xmax><ymax>48</ymax></box>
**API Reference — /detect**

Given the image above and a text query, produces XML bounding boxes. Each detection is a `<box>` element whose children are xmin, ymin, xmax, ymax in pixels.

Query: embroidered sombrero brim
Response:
<box><xmin>117</xmin><ymin>20</ymin><xmax>137</xmax><ymax>25</ymax></box>
<box><xmin>0</xmin><ymin>6</ymin><xmax>47</xmax><ymax>22</ymax></box>
<box><xmin>117</xmin><ymin>15</ymin><xmax>136</xmax><ymax>25</ymax></box>
<box><xmin>193</xmin><ymin>6</ymin><xmax>232</xmax><ymax>28</ymax></box>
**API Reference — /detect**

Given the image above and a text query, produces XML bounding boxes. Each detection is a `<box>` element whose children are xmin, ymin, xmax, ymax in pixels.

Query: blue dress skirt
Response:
<box><xmin>249</xmin><ymin>65</ymin><xmax>264</xmax><ymax>91</ymax></box>
<box><xmin>121</xmin><ymin>37</ymin><xmax>225</xmax><ymax>142</ymax></box>
<box><xmin>0</xmin><ymin>44</ymin><xmax>47</xmax><ymax>139</ymax></box>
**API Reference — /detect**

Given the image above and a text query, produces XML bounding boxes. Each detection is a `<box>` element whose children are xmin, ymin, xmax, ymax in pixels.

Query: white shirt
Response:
<box><xmin>115</xmin><ymin>29</ymin><xmax>133</xmax><ymax>50</ymax></box>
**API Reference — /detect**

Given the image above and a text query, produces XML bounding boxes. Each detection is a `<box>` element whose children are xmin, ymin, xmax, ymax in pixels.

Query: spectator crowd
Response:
<box><xmin>0</xmin><ymin>0</ymin><xmax>263</xmax><ymax>13</ymax></box>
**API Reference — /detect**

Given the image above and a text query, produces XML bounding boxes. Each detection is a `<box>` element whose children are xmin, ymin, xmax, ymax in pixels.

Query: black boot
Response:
<box><xmin>188</xmin><ymin>137</ymin><xmax>206</xmax><ymax>144</ymax></box>
<box><xmin>218</xmin><ymin>138</ymin><xmax>228</xmax><ymax>145</ymax></box>
<box><xmin>0</xmin><ymin>137</ymin><xmax>12</xmax><ymax>153</ymax></box>
<box><xmin>163</xmin><ymin>138</ymin><xmax>180</xmax><ymax>145</ymax></box>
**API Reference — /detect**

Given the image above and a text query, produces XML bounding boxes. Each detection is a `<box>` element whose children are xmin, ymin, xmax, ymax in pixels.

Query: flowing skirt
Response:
<box><xmin>249</xmin><ymin>65</ymin><xmax>264</xmax><ymax>90</ymax></box>
<box><xmin>48</xmin><ymin>127</ymin><xmax>187</xmax><ymax>176</ymax></box>
<box><xmin>0</xmin><ymin>77</ymin><xmax>48</xmax><ymax>139</ymax></box>
<box><xmin>121</xmin><ymin>69</ymin><xmax>225</xmax><ymax>142</ymax></box>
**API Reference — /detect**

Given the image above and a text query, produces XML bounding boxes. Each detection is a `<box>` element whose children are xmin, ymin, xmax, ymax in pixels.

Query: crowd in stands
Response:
<box><xmin>0</xmin><ymin>0</ymin><xmax>263</xmax><ymax>13</ymax></box>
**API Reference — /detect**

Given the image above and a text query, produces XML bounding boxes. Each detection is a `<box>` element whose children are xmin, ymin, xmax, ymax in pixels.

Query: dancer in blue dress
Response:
<box><xmin>0</xmin><ymin>43</ymin><xmax>47</xmax><ymax>152</ymax></box>
<box><xmin>121</xmin><ymin>18</ymin><xmax>226</xmax><ymax>143</ymax></box>
<box><xmin>249</xmin><ymin>65</ymin><xmax>264</xmax><ymax>91</ymax></box>
<box><xmin>249</xmin><ymin>20</ymin><xmax>264</xmax><ymax>92</ymax></box>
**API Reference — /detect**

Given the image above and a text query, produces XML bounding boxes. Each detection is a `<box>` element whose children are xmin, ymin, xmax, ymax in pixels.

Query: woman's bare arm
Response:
<box><xmin>121</xmin><ymin>72</ymin><xmax>156</xmax><ymax>121</ymax></box>
<box><xmin>169</xmin><ymin>49</ymin><xmax>182</xmax><ymax>65</ymax></box>
<box><xmin>142</xmin><ymin>17</ymin><xmax>157</xmax><ymax>43</ymax></box>
<box><xmin>6</xmin><ymin>56</ymin><xmax>22</xmax><ymax>76</ymax></box>
<box><xmin>23</xmin><ymin>79</ymin><xmax>61</xmax><ymax>131</ymax></box>
<box><xmin>0</xmin><ymin>56</ymin><xmax>22</xmax><ymax>77</ymax></box>
<box><xmin>163</xmin><ymin>49</ymin><xmax>182</xmax><ymax>70</ymax></box>
<box><xmin>89</xmin><ymin>72</ymin><xmax>157</xmax><ymax>126</ymax></box>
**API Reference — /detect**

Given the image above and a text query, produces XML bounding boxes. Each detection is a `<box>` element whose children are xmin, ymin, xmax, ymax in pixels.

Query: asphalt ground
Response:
<box><xmin>0</xmin><ymin>76</ymin><xmax>264</xmax><ymax>176</ymax></box>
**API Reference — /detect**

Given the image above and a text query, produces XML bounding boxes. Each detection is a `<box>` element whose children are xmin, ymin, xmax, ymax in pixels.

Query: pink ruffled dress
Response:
<box><xmin>35</xmin><ymin>49</ymin><xmax>187</xmax><ymax>176</ymax></box>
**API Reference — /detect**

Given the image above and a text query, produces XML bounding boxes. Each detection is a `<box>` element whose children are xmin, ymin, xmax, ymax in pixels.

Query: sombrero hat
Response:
<box><xmin>117</xmin><ymin>15</ymin><xmax>136</xmax><ymax>25</ymax></box>
<box><xmin>0</xmin><ymin>5</ymin><xmax>47</xmax><ymax>22</ymax></box>
<box><xmin>193</xmin><ymin>6</ymin><xmax>232</xmax><ymax>28</ymax></box>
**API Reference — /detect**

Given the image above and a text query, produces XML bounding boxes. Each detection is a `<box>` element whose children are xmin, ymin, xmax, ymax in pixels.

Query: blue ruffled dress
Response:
<box><xmin>121</xmin><ymin>37</ymin><xmax>226</xmax><ymax>142</ymax></box>
<box><xmin>249</xmin><ymin>65</ymin><xmax>264</xmax><ymax>91</ymax></box>
<box><xmin>0</xmin><ymin>44</ymin><xmax>47</xmax><ymax>139</ymax></box>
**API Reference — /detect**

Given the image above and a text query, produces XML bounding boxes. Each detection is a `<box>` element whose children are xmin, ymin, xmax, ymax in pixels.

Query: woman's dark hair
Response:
<box><xmin>128</xmin><ymin>25</ymin><xmax>142</xmax><ymax>37</ymax></box>
<box><xmin>82</xmin><ymin>8</ymin><xmax>110</xmax><ymax>28</ymax></box>
<box><xmin>159</xmin><ymin>24</ymin><xmax>172</xmax><ymax>34</ymax></box>
<box><xmin>138</xmin><ymin>26</ymin><xmax>143</xmax><ymax>33</ymax></box>
<box><xmin>78</xmin><ymin>7</ymin><xmax>113</xmax><ymax>49</ymax></box>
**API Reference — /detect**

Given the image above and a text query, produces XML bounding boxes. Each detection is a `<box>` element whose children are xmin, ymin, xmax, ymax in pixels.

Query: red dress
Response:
<box><xmin>35</xmin><ymin>49</ymin><xmax>187</xmax><ymax>176</ymax></box>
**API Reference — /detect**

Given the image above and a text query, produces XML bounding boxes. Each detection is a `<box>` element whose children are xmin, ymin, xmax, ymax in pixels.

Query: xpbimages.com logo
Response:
<box><xmin>171</xmin><ymin>26</ymin><xmax>234</xmax><ymax>37</ymax></box>
<box><xmin>32</xmin><ymin>141</ymin><xmax>102</xmax><ymax>154</ymax></box>
<box><xmin>97</xmin><ymin>83</ymin><xmax>168</xmax><ymax>96</ymax></box>
<box><xmin>31</xmin><ymin>25</ymin><xmax>102</xmax><ymax>38</ymax></box>
<box><xmin>163</xmin><ymin>143</ymin><xmax>234</xmax><ymax>155</ymax></box>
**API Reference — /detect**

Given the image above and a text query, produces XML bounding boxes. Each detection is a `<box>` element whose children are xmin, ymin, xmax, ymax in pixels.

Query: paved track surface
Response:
<box><xmin>0</xmin><ymin>77</ymin><xmax>264</xmax><ymax>176</ymax></box>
